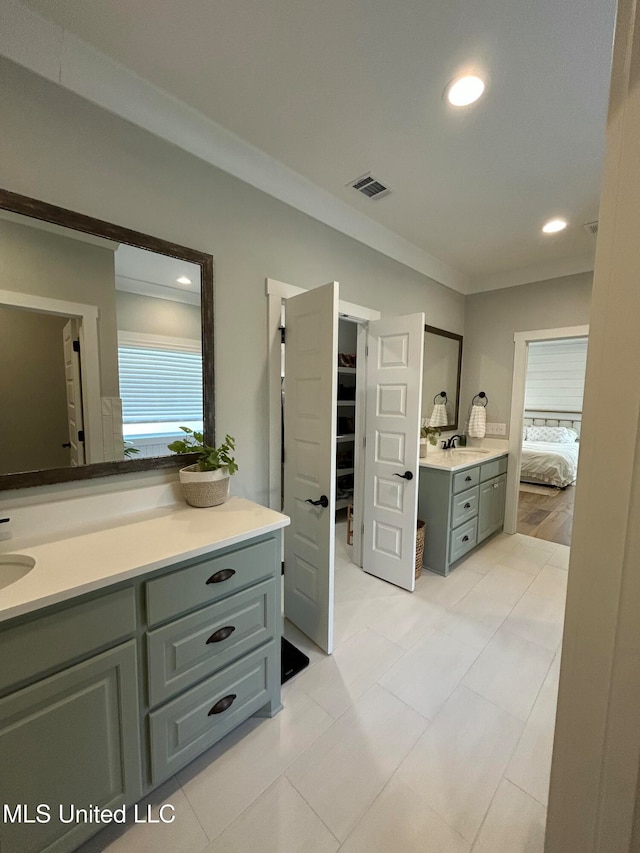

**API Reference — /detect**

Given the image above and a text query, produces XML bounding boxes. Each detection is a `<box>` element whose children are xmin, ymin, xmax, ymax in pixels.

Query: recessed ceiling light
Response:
<box><xmin>446</xmin><ymin>75</ymin><xmax>486</xmax><ymax>107</ymax></box>
<box><xmin>542</xmin><ymin>218</ymin><xmax>568</xmax><ymax>234</ymax></box>
<box><xmin>176</xmin><ymin>276</ymin><xmax>192</xmax><ymax>285</ymax></box>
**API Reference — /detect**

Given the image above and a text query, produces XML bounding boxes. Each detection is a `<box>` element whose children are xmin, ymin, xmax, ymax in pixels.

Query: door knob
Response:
<box><xmin>61</xmin><ymin>442</ymin><xmax>71</xmax><ymax>448</ymax></box>
<box><xmin>306</xmin><ymin>495</ymin><xmax>329</xmax><ymax>508</ymax></box>
<box><xmin>393</xmin><ymin>471</ymin><xmax>414</xmax><ymax>481</ymax></box>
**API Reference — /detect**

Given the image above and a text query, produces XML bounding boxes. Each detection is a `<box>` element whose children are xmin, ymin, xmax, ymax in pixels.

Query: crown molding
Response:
<box><xmin>468</xmin><ymin>253</ymin><xmax>595</xmax><ymax>294</ymax></box>
<box><xmin>0</xmin><ymin>0</ymin><xmax>469</xmax><ymax>294</ymax></box>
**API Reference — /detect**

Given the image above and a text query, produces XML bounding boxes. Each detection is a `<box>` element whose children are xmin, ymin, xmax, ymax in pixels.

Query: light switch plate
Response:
<box><xmin>485</xmin><ymin>422</ymin><xmax>507</xmax><ymax>435</ymax></box>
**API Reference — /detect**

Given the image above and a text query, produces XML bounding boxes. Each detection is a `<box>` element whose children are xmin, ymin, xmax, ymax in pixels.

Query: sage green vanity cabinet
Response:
<box><xmin>0</xmin><ymin>529</ymin><xmax>282</xmax><ymax>853</ymax></box>
<box><xmin>418</xmin><ymin>455</ymin><xmax>508</xmax><ymax>575</ymax></box>
<box><xmin>0</xmin><ymin>592</ymin><xmax>142</xmax><ymax>853</ymax></box>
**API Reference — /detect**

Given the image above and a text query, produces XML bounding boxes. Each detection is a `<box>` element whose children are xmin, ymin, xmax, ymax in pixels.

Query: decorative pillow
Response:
<box><xmin>526</xmin><ymin>425</ymin><xmax>575</xmax><ymax>443</ymax></box>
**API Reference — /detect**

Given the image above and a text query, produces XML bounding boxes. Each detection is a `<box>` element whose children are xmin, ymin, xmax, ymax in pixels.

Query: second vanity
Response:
<box><xmin>0</xmin><ymin>497</ymin><xmax>289</xmax><ymax>853</ymax></box>
<box><xmin>418</xmin><ymin>447</ymin><xmax>509</xmax><ymax>576</ymax></box>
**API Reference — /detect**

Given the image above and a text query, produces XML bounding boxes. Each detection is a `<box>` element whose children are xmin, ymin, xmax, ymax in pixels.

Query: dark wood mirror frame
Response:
<box><xmin>0</xmin><ymin>188</ymin><xmax>214</xmax><ymax>491</ymax></box>
<box><xmin>424</xmin><ymin>323</ymin><xmax>463</xmax><ymax>431</ymax></box>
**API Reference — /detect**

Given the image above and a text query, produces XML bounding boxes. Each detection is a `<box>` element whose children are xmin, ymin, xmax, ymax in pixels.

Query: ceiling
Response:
<box><xmin>15</xmin><ymin>0</ymin><xmax>617</xmax><ymax>291</ymax></box>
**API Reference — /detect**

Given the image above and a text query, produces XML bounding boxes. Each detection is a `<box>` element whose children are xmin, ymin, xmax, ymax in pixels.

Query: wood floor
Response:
<box><xmin>517</xmin><ymin>483</ymin><xmax>575</xmax><ymax>546</ymax></box>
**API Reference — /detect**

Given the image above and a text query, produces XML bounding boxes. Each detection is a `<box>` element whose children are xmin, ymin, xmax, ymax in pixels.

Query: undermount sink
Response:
<box><xmin>0</xmin><ymin>554</ymin><xmax>36</xmax><ymax>591</ymax></box>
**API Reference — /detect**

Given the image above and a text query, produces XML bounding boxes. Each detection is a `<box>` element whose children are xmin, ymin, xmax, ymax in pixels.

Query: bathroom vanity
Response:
<box><xmin>0</xmin><ymin>498</ymin><xmax>288</xmax><ymax>853</ymax></box>
<box><xmin>418</xmin><ymin>448</ymin><xmax>508</xmax><ymax>575</ymax></box>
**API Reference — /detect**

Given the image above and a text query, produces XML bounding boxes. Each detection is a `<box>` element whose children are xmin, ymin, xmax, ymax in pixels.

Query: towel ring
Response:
<box><xmin>433</xmin><ymin>391</ymin><xmax>448</xmax><ymax>404</ymax></box>
<box><xmin>472</xmin><ymin>392</ymin><xmax>488</xmax><ymax>407</ymax></box>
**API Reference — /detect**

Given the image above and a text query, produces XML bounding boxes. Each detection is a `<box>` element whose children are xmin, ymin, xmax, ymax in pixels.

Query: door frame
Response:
<box><xmin>504</xmin><ymin>324</ymin><xmax>590</xmax><ymax>534</ymax></box>
<box><xmin>0</xmin><ymin>288</ymin><xmax>104</xmax><ymax>464</ymax></box>
<box><xmin>266</xmin><ymin>278</ymin><xmax>380</xmax><ymax>568</ymax></box>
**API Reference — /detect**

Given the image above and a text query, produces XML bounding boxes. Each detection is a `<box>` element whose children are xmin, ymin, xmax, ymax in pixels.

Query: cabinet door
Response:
<box><xmin>0</xmin><ymin>641</ymin><xmax>141</xmax><ymax>853</ymax></box>
<box><xmin>478</xmin><ymin>479</ymin><xmax>496</xmax><ymax>543</ymax></box>
<box><xmin>478</xmin><ymin>474</ymin><xmax>507</xmax><ymax>543</ymax></box>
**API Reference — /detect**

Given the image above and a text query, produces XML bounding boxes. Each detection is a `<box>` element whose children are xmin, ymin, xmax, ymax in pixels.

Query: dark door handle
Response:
<box><xmin>465</xmin><ymin>476</ymin><xmax>472</xmax><ymax>481</ymax></box>
<box><xmin>393</xmin><ymin>471</ymin><xmax>413</xmax><ymax>481</ymax></box>
<box><xmin>462</xmin><ymin>535</ymin><xmax>469</xmax><ymax>542</ymax></box>
<box><xmin>208</xmin><ymin>694</ymin><xmax>237</xmax><ymax>716</ymax></box>
<box><xmin>464</xmin><ymin>503</ymin><xmax>471</xmax><ymax>509</ymax></box>
<box><xmin>306</xmin><ymin>495</ymin><xmax>329</xmax><ymax>508</ymax></box>
<box><xmin>206</xmin><ymin>568</ymin><xmax>236</xmax><ymax>584</ymax></box>
<box><xmin>61</xmin><ymin>442</ymin><xmax>71</xmax><ymax>448</ymax></box>
<box><xmin>206</xmin><ymin>626</ymin><xmax>236</xmax><ymax>644</ymax></box>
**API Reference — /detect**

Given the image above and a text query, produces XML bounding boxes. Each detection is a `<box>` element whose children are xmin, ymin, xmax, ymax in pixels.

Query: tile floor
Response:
<box><xmin>79</xmin><ymin>527</ymin><xmax>568</xmax><ymax>852</ymax></box>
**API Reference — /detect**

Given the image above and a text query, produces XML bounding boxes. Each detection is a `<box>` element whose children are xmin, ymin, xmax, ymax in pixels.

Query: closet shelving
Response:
<box><xmin>336</xmin><ymin>324</ymin><xmax>358</xmax><ymax>512</ymax></box>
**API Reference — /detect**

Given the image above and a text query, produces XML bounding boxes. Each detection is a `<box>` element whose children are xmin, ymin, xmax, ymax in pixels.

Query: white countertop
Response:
<box><xmin>419</xmin><ymin>446</ymin><xmax>508</xmax><ymax>472</ymax></box>
<box><xmin>0</xmin><ymin>497</ymin><xmax>290</xmax><ymax>624</ymax></box>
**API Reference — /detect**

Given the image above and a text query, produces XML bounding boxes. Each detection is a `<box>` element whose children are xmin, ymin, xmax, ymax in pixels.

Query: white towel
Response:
<box><xmin>429</xmin><ymin>403</ymin><xmax>448</xmax><ymax>428</ymax></box>
<box><xmin>468</xmin><ymin>403</ymin><xmax>486</xmax><ymax>438</ymax></box>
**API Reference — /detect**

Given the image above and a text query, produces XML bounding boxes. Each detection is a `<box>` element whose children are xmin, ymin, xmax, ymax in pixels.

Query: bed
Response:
<box><xmin>520</xmin><ymin>417</ymin><xmax>581</xmax><ymax>488</ymax></box>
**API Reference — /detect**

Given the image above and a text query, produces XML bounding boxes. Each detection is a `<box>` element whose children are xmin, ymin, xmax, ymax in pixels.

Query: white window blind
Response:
<box><xmin>525</xmin><ymin>338</ymin><xmax>588</xmax><ymax>412</ymax></box>
<box><xmin>117</xmin><ymin>342</ymin><xmax>203</xmax><ymax>434</ymax></box>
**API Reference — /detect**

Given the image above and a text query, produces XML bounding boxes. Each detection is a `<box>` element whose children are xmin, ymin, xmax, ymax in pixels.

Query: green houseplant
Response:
<box><xmin>420</xmin><ymin>422</ymin><xmax>441</xmax><ymax>457</ymax></box>
<box><xmin>168</xmin><ymin>428</ymin><xmax>238</xmax><ymax>507</ymax></box>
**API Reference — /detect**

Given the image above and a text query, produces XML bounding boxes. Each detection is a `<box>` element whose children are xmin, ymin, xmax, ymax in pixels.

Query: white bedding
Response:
<box><xmin>520</xmin><ymin>440</ymin><xmax>579</xmax><ymax>488</ymax></box>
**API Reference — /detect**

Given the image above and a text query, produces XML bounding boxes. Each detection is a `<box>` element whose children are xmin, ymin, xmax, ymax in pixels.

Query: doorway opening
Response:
<box><xmin>505</xmin><ymin>325</ymin><xmax>589</xmax><ymax>551</ymax></box>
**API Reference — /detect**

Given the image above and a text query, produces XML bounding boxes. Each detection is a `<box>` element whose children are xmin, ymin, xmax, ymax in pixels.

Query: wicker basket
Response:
<box><xmin>415</xmin><ymin>520</ymin><xmax>426</xmax><ymax>580</ymax></box>
<box><xmin>179</xmin><ymin>465</ymin><xmax>230</xmax><ymax>508</ymax></box>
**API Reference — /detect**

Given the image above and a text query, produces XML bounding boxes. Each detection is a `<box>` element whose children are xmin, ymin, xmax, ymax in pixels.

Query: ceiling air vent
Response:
<box><xmin>348</xmin><ymin>172</ymin><xmax>391</xmax><ymax>200</ymax></box>
<box><xmin>583</xmin><ymin>221</ymin><xmax>599</xmax><ymax>235</ymax></box>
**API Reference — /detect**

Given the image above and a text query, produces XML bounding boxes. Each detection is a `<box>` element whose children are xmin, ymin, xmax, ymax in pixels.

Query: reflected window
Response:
<box><xmin>117</xmin><ymin>333</ymin><xmax>203</xmax><ymax>458</ymax></box>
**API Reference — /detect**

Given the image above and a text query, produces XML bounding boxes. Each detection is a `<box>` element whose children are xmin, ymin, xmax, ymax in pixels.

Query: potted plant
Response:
<box><xmin>420</xmin><ymin>422</ymin><xmax>441</xmax><ymax>457</ymax></box>
<box><xmin>168</xmin><ymin>428</ymin><xmax>238</xmax><ymax>507</ymax></box>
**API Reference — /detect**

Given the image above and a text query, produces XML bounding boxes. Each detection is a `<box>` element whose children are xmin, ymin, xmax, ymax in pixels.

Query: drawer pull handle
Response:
<box><xmin>493</xmin><ymin>483</ymin><xmax>500</xmax><ymax>489</ymax></box>
<box><xmin>206</xmin><ymin>625</ymin><xmax>236</xmax><ymax>644</ymax></box>
<box><xmin>465</xmin><ymin>476</ymin><xmax>472</xmax><ymax>482</ymax></box>
<box><xmin>462</xmin><ymin>535</ymin><xmax>469</xmax><ymax>542</ymax></box>
<box><xmin>463</xmin><ymin>503</ymin><xmax>471</xmax><ymax>509</ymax></box>
<box><xmin>206</xmin><ymin>568</ymin><xmax>236</xmax><ymax>584</ymax></box>
<box><xmin>208</xmin><ymin>694</ymin><xmax>237</xmax><ymax>716</ymax></box>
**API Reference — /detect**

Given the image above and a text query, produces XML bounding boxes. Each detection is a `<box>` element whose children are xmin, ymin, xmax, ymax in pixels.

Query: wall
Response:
<box><xmin>0</xmin><ymin>56</ymin><xmax>464</xmax><ymax>505</ymax></box>
<box><xmin>0</xmin><ymin>306</ymin><xmax>69</xmax><ymax>474</ymax></box>
<box><xmin>459</xmin><ymin>272</ymin><xmax>592</xmax><ymax>436</ymax></box>
<box><xmin>524</xmin><ymin>337</ymin><xmax>588</xmax><ymax>412</ymax></box>
<box><xmin>116</xmin><ymin>291</ymin><xmax>201</xmax><ymax>341</ymax></box>
<box><xmin>0</xmin><ymin>216</ymin><xmax>119</xmax><ymax>397</ymax></box>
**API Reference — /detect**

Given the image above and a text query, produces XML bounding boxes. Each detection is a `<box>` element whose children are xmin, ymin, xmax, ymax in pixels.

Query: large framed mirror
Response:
<box><xmin>0</xmin><ymin>189</ymin><xmax>214</xmax><ymax>491</ymax></box>
<box><xmin>422</xmin><ymin>324</ymin><xmax>463</xmax><ymax>431</ymax></box>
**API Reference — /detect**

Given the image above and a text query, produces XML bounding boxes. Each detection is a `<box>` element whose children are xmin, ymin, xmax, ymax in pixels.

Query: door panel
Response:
<box><xmin>283</xmin><ymin>282</ymin><xmax>338</xmax><ymax>653</ymax></box>
<box><xmin>363</xmin><ymin>314</ymin><xmax>424</xmax><ymax>591</ymax></box>
<box><xmin>62</xmin><ymin>318</ymin><xmax>85</xmax><ymax>466</ymax></box>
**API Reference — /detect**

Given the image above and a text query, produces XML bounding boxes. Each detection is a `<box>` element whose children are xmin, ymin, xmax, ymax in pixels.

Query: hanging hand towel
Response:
<box><xmin>468</xmin><ymin>403</ymin><xmax>487</xmax><ymax>438</ymax></box>
<box><xmin>429</xmin><ymin>403</ymin><xmax>448</xmax><ymax>428</ymax></box>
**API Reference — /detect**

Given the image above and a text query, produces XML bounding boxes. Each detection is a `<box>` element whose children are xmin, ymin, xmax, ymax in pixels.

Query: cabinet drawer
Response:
<box><xmin>451</xmin><ymin>486</ymin><xmax>479</xmax><ymax>528</ymax></box>
<box><xmin>147</xmin><ymin>579</ymin><xmax>276</xmax><ymax>706</ymax></box>
<box><xmin>146</xmin><ymin>535</ymin><xmax>278</xmax><ymax>626</ymax></box>
<box><xmin>449</xmin><ymin>517</ymin><xmax>478</xmax><ymax>564</ymax></box>
<box><xmin>480</xmin><ymin>456</ymin><xmax>508</xmax><ymax>482</ymax></box>
<box><xmin>149</xmin><ymin>641</ymin><xmax>276</xmax><ymax>784</ymax></box>
<box><xmin>453</xmin><ymin>466</ymin><xmax>479</xmax><ymax>494</ymax></box>
<box><xmin>0</xmin><ymin>587</ymin><xmax>136</xmax><ymax>695</ymax></box>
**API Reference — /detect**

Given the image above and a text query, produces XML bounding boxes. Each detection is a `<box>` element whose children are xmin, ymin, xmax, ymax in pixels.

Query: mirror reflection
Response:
<box><xmin>0</xmin><ymin>212</ymin><xmax>202</xmax><ymax>476</ymax></box>
<box><xmin>421</xmin><ymin>325</ymin><xmax>463</xmax><ymax>430</ymax></box>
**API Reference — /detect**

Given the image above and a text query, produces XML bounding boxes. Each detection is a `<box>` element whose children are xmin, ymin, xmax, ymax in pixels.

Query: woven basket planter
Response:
<box><xmin>179</xmin><ymin>465</ymin><xmax>230</xmax><ymax>508</ymax></box>
<box><xmin>415</xmin><ymin>519</ymin><xmax>426</xmax><ymax>580</ymax></box>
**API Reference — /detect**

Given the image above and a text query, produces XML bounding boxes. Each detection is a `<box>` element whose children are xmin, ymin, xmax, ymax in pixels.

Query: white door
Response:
<box><xmin>62</xmin><ymin>319</ymin><xmax>86</xmax><ymax>466</ymax></box>
<box><xmin>362</xmin><ymin>314</ymin><xmax>424</xmax><ymax>591</ymax></box>
<box><xmin>283</xmin><ymin>282</ymin><xmax>338</xmax><ymax>653</ymax></box>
